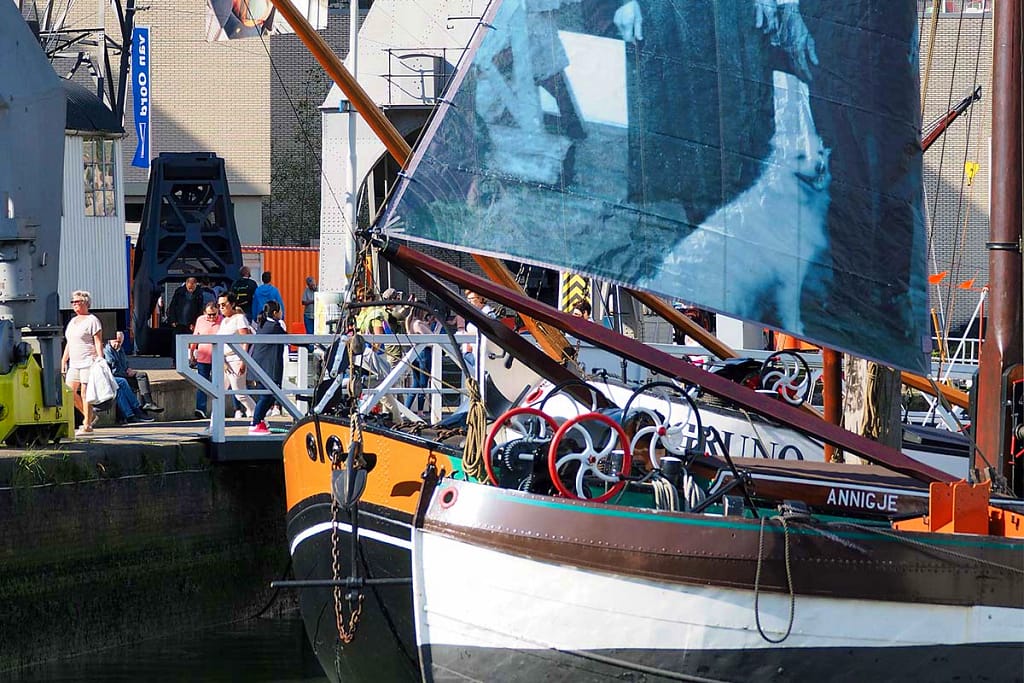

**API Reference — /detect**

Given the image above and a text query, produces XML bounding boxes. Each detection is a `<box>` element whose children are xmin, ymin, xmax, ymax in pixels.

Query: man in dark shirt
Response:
<box><xmin>167</xmin><ymin>277</ymin><xmax>204</xmax><ymax>333</ymax></box>
<box><xmin>230</xmin><ymin>266</ymin><xmax>258</xmax><ymax>319</ymax></box>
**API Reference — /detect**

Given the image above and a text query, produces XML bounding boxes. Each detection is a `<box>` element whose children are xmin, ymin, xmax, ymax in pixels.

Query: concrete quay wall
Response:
<box><xmin>0</xmin><ymin>439</ymin><xmax>290</xmax><ymax>672</ymax></box>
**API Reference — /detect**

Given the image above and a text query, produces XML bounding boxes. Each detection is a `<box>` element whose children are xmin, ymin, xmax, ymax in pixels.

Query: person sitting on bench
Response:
<box><xmin>104</xmin><ymin>331</ymin><xmax>164</xmax><ymax>413</ymax></box>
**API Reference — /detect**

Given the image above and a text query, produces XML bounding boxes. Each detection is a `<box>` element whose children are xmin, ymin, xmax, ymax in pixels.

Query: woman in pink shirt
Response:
<box><xmin>188</xmin><ymin>301</ymin><xmax>221</xmax><ymax>419</ymax></box>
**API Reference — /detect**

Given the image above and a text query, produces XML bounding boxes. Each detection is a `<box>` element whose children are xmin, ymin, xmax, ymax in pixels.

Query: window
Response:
<box><xmin>83</xmin><ymin>138</ymin><xmax>117</xmax><ymax>217</ymax></box>
<box><xmin>919</xmin><ymin>0</ymin><xmax>992</xmax><ymax>13</ymax></box>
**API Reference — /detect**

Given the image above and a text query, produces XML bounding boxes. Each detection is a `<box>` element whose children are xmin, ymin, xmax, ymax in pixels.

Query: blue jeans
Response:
<box><xmin>404</xmin><ymin>348</ymin><xmax>431</xmax><ymax>411</ymax></box>
<box><xmin>463</xmin><ymin>351</ymin><xmax>477</xmax><ymax>375</ymax></box>
<box><xmin>304</xmin><ymin>316</ymin><xmax>315</xmax><ymax>351</ymax></box>
<box><xmin>115</xmin><ymin>377</ymin><xmax>142</xmax><ymax>421</ymax></box>
<box><xmin>196</xmin><ymin>362</ymin><xmax>212</xmax><ymax>414</ymax></box>
<box><xmin>252</xmin><ymin>392</ymin><xmax>275</xmax><ymax>426</ymax></box>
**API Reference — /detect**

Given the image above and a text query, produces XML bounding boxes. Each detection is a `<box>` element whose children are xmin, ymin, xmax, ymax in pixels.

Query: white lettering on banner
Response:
<box><xmin>826</xmin><ymin>488</ymin><xmax>898</xmax><ymax>513</ymax></box>
<box><xmin>137</xmin><ymin>72</ymin><xmax>148</xmax><ymax>117</ymax></box>
<box><xmin>136</xmin><ymin>31</ymin><xmax>148</xmax><ymax>117</ymax></box>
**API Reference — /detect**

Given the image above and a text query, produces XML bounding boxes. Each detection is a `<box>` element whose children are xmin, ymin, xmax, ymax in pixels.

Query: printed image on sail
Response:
<box><xmin>381</xmin><ymin>0</ymin><xmax>929</xmax><ymax>373</ymax></box>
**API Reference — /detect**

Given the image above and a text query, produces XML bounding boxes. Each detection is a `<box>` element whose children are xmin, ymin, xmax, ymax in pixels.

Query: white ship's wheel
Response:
<box><xmin>621</xmin><ymin>381</ymin><xmax>704</xmax><ymax>469</ymax></box>
<box><xmin>547</xmin><ymin>412</ymin><xmax>632</xmax><ymax>502</ymax></box>
<box><xmin>760</xmin><ymin>351</ymin><xmax>813</xmax><ymax>405</ymax></box>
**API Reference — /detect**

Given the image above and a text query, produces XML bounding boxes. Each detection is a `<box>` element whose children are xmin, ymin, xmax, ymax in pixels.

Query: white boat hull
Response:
<box><xmin>411</xmin><ymin>481</ymin><xmax>1024</xmax><ymax>683</ymax></box>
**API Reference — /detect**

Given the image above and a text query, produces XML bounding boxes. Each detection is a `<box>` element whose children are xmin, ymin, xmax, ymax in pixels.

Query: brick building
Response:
<box><xmin>118</xmin><ymin>0</ymin><xmax>275</xmax><ymax>245</ymax></box>
<box><xmin>920</xmin><ymin>5</ymin><xmax>994</xmax><ymax>336</ymax></box>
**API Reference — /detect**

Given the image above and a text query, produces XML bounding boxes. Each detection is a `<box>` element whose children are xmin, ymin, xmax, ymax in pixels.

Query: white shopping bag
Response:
<box><xmin>85</xmin><ymin>359</ymin><xmax>117</xmax><ymax>409</ymax></box>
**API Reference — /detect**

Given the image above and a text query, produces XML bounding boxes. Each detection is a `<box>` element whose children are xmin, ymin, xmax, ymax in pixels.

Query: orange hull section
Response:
<box><xmin>282</xmin><ymin>417</ymin><xmax>457</xmax><ymax>515</ymax></box>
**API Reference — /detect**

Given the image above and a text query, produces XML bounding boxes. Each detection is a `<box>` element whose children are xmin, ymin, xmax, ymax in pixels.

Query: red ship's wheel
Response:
<box><xmin>547</xmin><ymin>412</ymin><xmax>632</xmax><ymax>502</ymax></box>
<box><xmin>484</xmin><ymin>407</ymin><xmax>560</xmax><ymax>486</ymax></box>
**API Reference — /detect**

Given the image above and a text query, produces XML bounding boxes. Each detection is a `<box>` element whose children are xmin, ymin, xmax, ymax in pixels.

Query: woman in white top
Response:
<box><xmin>61</xmin><ymin>290</ymin><xmax>104</xmax><ymax>437</ymax></box>
<box><xmin>216</xmin><ymin>291</ymin><xmax>256</xmax><ymax>419</ymax></box>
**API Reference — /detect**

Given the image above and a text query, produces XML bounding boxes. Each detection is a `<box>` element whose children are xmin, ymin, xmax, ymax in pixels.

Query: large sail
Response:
<box><xmin>379</xmin><ymin>0</ymin><xmax>930</xmax><ymax>373</ymax></box>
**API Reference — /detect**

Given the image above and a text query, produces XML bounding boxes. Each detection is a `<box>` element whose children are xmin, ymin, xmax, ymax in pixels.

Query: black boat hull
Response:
<box><xmin>287</xmin><ymin>493</ymin><xmax>419</xmax><ymax>682</ymax></box>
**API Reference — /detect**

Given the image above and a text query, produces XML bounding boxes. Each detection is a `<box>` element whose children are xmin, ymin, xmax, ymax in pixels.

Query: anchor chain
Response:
<box><xmin>330</xmin><ymin>410</ymin><xmax>365</xmax><ymax>643</ymax></box>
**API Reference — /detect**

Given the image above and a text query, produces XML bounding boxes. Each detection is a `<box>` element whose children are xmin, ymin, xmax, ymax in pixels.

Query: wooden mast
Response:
<box><xmin>267</xmin><ymin>0</ymin><xmax>574</xmax><ymax>363</ymax></box>
<box><xmin>974</xmin><ymin>0</ymin><xmax>1023</xmax><ymax>489</ymax></box>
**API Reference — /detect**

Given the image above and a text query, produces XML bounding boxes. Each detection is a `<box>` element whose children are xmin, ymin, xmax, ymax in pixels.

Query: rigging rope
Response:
<box><xmin>835</xmin><ymin>520</ymin><xmax>1024</xmax><ymax>575</ymax></box>
<box><xmin>938</xmin><ymin>12</ymin><xmax>989</xmax><ymax>345</ymax></box>
<box><xmin>924</xmin><ymin>2</ymin><xmax>990</xmax><ymax>339</ymax></box>
<box><xmin>681</xmin><ymin>471</ymin><xmax>706</xmax><ymax>511</ymax></box>
<box><xmin>919</xmin><ymin>0</ymin><xmax>943</xmax><ymax>105</ymax></box>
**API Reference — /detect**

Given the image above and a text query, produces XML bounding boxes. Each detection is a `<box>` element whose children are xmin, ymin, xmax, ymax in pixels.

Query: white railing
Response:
<box><xmin>933</xmin><ymin>335</ymin><xmax>983</xmax><ymax>366</ymax></box>
<box><xmin>175</xmin><ymin>333</ymin><xmax>475</xmax><ymax>443</ymax></box>
<box><xmin>348</xmin><ymin>333</ymin><xmax>474</xmax><ymax>422</ymax></box>
<box><xmin>178</xmin><ymin>331</ymin><xmax>982</xmax><ymax>444</ymax></box>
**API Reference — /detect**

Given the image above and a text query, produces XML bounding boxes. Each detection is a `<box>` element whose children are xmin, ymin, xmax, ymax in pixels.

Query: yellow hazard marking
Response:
<box><xmin>965</xmin><ymin>161</ymin><xmax>980</xmax><ymax>185</ymax></box>
<box><xmin>560</xmin><ymin>274</ymin><xmax>589</xmax><ymax>311</ymax></box>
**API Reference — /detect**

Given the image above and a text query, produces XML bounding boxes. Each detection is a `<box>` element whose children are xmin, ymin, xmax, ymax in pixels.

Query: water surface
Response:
<box><xmin>9</xmin><ymin>615</ymin><xmax>328</xmax><ymax>682</ymax></box>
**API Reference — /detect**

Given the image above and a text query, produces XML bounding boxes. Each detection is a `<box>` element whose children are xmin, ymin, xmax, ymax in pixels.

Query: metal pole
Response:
<box><xmin>822</xmin><ymin>349</ymin><xmax>842</xmax><ymax>462</ymax></box>
<box><xmin>974</xmin><ymin>0</ymin><xmax>1023</xmax><ymax>482</ymax></box>
<box><xmin>344</xmin><ymin>0</ymin><xmax>360</xmax><ymax>291</ymax></box>
<box><xmin>96</xmin><ymin>0</ymin><xmax>107</xmax><ymax>106</ymax></box>
<box><xmin>114</xmin><ymin>0</ymin><xmax>137</xmax><ymax>125</ymax></box>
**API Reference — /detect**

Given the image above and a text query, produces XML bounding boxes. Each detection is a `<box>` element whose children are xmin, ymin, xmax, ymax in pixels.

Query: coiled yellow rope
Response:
<box><xmin>461</xmin><ymin>376</ymin><xmax>489</xmax><ymax>482</ymax></box>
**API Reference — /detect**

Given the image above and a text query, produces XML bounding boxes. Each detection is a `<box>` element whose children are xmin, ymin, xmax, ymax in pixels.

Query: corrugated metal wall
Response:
<box><xmin>59</xmin><ymin>136</ymin><xmax>129</xmax><ymax>312</ymax></box>
<box><xmin>242</xmin><ymin>246</ymin><xmax>319</xmax><ymax>333</ymax></box>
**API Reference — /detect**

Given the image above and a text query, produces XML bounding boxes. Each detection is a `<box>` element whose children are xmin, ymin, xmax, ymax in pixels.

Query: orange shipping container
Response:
<box><xmin>242</xmin><ymin>246</ymin><xmax>320</xmax><ymax>334</ymax></box>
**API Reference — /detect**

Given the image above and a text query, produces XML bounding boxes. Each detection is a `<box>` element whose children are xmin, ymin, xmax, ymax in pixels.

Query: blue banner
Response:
<box><xmin>131</xmin><ymin>27</ymin><xmax>150</xmax><ymax>168</ymax></box>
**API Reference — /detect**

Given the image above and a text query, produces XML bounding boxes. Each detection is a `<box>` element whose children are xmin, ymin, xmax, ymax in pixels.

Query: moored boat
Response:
<box><xmin>274</xmin><ymin>0</ymin><xmax>1024</xmax><ymax>678</ymax></box>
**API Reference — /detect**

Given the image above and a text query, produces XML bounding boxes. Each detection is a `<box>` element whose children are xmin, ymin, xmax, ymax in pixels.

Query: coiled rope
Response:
<box><xmin>651</xmin><ymin>474</ymin><xmax>680</xmax><ymax>511</ymax></box>
<box><xmin>461</xmin><ymin>376</ymin><xmax>489</xmax><ymax>482</ymax></box>
<box><xmin>680</xmin><ymin>471</ymin><xmax>706</xmax><ymax>511</ymax></box>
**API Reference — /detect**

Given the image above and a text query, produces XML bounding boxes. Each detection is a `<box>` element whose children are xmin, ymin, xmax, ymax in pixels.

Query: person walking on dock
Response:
<box><xmin>252</xmin><ymin>271</ymin><xmax>285</xmax><ymax>324</ymax></box>
<box><xmin>217</xmin><ymin>292</ymin><xmax>255</xmax><ymax>420</ymax></box>
<box><xmin>248</xmin><ymin>300</ymin><xmax>287</xmax><ymax>435</ymax></box>
<box><xmin>189</xmin><ymin>301</ymin><xmax>221</xmax><ymax>420</ymax></box>
<box><xmin>403</xmin><ymin>304</ymin><xmax>440</xmax><ymax>417</ymax></box>
<box><xmin>301</xmin><ymin>276</ymin><xmax>317</xmax><ymax>335</ymax></box>
<box><xmin>168</xmin><ymin>277</ymin><xmax>205</xmax><ymax>335</ymax></box>
<box><xmin>62</xmin><ymin>290</ymin><xmax>103</xmax><ymax>437</ymax></box>
<box><xmin>230</xmin><ymin>266</ymin><xmax>258</xmax><ymax>319</ymax></box>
